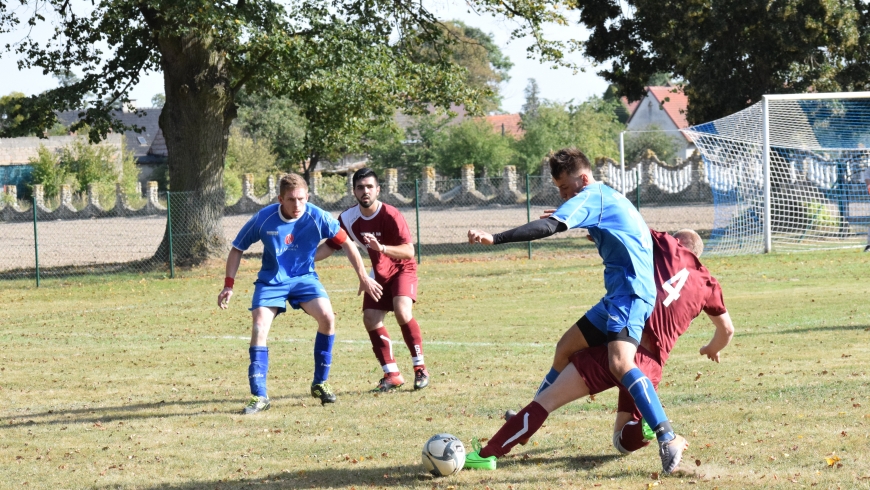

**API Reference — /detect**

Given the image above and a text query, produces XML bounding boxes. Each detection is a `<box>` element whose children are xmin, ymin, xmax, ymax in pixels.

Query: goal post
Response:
<box><xmin>684</xmin><ymin>91</ymin><xmax>870</xmax><ymax>255</ymax></box>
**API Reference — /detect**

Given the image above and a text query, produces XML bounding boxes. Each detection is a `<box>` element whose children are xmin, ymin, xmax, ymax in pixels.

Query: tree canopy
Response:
<box><xmin>574</xmin><ymin>0</ymin><xmax>870</xmax><ymax>123</ymax></box>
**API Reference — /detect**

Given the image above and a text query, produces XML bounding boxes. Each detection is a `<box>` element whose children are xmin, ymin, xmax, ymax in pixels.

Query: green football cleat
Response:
<box><xmin>464</xmin><ymin>437</ymin><xmax>497</xmax><ymax>470</ymax></box>
<box><xmin>464</xmin><ymin>451</ymin><xmax>497</xmax><ymax>470</ymax></box>
<box><xmin>310</xmin><ymin>382</ymin><xmax>337</xmax><ymax>404</ymax></box>
<box><xmin>242</xmin><ymin>395</ymin><xmax>271</xmax><ymax>415</ymax></box>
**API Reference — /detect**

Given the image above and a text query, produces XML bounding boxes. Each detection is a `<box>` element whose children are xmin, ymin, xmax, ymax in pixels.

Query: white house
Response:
<box><xmin>625</xmin><ymin>86</ymin><xmax>696</xmax><ymax>159</ymax></box>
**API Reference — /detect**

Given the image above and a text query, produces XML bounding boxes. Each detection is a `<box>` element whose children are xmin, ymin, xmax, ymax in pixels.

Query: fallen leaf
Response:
<box><xmin>825</xmin><ymin>456</ymin><xmax>841</xmax><ymax>467</ymax></box>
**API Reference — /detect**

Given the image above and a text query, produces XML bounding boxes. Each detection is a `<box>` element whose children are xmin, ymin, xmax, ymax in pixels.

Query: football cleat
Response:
<box><xmin>413</xmin><ymin>368</ymin><xmax>430</xmax><ymax>390</ymax></box>
<box><xmin>310</xmin><ymin>382</ymin><xmax>337</xmax><ymax>404</ymax></box>
<box><xmin>373</xmin><ymin>373</ymin><xmax>405</xmax><ymax>392</ymax></box>
<box><xmin>242</xmin><ymin>395</ymin><xmax>270</xmax><ymax>415</ymax></box>
<box><xmin>659</xmin><ymin>434</ymin><xmax>688</xmax><ymax>474</ymax></box>
<box><xmin>864</xmin><ymin>245</ymin><xmax>870</xmax><ymax>252</ymax></box>
<box><xmin>464</xmin><ymin>438</ymin><xmax>497</xmax><ymax>470</ymax></box>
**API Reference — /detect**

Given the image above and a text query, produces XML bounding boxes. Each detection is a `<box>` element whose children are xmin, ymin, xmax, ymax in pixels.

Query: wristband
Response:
<box><xmin>380</xmin><ymin>244</ymin><xmax>386</xmax><ymax>253</ymax></box>
<box><xmin>224</xmin><ymin>277</ymin><xmax>234</xmax><ymax>289</ymax></box>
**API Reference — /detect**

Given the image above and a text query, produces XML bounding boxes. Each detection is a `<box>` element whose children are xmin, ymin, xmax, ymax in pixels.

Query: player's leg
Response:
<box><xmin>468</xmin><ymin>347</ymin><xmax>619</xmax><ymax>470</ymax></box>
<box><xmin>363</xmin><ymin>307</ymin><xmax>405</xmax><ymax>391</ymax></box>
<box><xmin>245</xmin><ymin>306</ymin><xmax>278</xmax><ymax>414</ymax></box>
<box><xmin>613</xmin><ymin>346</ymin><xmax>665</xmax><ymax>454</ymax></box>
<box><xmin>537</xmin><ymin>315</ymin><xmax>605</xmax><ymax>396</ymax></box>
<box><xmin>243</xmin><ymin>282</ymin><xmax>289</xmax><ymax>414</ymax></box>
<box><xmin>299</xmin><ymin>296</ymin><xmax>338</xmax><ymax>404</ymax></box>
<box><xmin>393</xmin><ymin>277</ymin><xmax>428</xmax><ymax>389</ymax></box>
<box><xmin>606</xmin><ymin>296</ymin><xmax>686</xmax><ymax>474</ymax></box>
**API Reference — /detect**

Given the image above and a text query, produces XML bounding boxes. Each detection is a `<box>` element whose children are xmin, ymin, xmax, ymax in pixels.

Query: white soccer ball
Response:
<box><xmin>421</xmin><ymin>433</ymin><xmax>466</xmax><ymax>477</ymax></box>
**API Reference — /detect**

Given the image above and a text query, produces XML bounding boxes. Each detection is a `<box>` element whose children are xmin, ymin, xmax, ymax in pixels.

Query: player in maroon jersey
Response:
<box><xmin>464</xmin><ymin>229</ymin><xmax>734</xmax><ymax>470</ymax></box>
<box><xmin>316</xmin><ymin>168</ymin><xmax>429</xmax><ymax>392</ymax></box>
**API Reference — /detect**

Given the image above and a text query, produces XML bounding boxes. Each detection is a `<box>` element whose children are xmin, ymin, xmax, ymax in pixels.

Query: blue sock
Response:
<box><xmin>535</xmin><ymin>367</ymin><xmax>561</xmax><ymax>397</ymax></box>
<box><xmin>622</xmin><ymin>368</ymin><xmax>674</xmax><ymax>442</ymax></box>
<box><xmin>313</xmin><ymin>332</ymin><xmax>334</xmax><ymax>385</ymax></box>
<box><xmin>248</xmin><ymin>346</ymin><xmax>269</xmax><ymax>398</ymax></box>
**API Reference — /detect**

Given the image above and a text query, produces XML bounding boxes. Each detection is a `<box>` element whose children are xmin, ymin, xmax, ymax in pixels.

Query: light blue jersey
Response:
<box><xmin>232</xmin><ymin>203</ymin><xmax>341</xmax><ymax>285</ymax></box>
<box><xmin>551</xmin><ymin>182</ymin><xmax>655</xmax><ymax>305</ymax></box>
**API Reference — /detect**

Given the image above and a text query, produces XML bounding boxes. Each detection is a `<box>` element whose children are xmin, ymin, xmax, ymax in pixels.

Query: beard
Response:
<box><xmin>358</xmin><ymin>197</ymin><xmax>373</xmax><ymax>208</ymax></box>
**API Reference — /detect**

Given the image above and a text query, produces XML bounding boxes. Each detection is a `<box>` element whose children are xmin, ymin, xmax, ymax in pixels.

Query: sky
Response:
<box><xmin>0</xmin><ymin>1</ymin><xmax>608</xmax><ymax>114</ymax></box>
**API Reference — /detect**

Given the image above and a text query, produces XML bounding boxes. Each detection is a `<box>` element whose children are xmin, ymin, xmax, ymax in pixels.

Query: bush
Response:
<box><xmin>225</xmin><ymin>126</ymin><xmax>280</xmax><ymax>196</ymax></box>
<box><xmin>433</xmin><ymin>118</ymin><xmax>515</xmax><ymax>177</ymax></box>
<box><xmin>318</xmin><ymin>173</ymin><xmax>348</xmax><ymax>199</ymax></box>
<box><xmin>59</xmin><ymin>139</ymin><xmax>120</xmax><ymax>190</ymax></box>
<box><xmin>28</xmin><ymin>145</ymin><xmax>76</xmax><ymax>198</ymax></box>
<box><xmin>623</xmin><ymin>125</ymin><xmax>681</xmax><ymax>165</ymax></box>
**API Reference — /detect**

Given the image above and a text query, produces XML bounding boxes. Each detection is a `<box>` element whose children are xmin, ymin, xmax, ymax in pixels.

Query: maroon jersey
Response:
<box><xmin>644</xmin><ymin>230</ymin><xmax>727</xmax><ymax>365</ymax></box>
<box><xmin>326</xmin><ymin>202</ymin><xmax>416</xmax><ymax>282</ymax></box>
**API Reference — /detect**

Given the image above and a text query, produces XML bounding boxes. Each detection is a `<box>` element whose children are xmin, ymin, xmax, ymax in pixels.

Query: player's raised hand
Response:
<box><xmin>361</xmin><ymin>233</ymin><xmax>381</xmax><ymax>251</ymax></box>
<box><xmin>699</xmin><ymin>344</ymin><xmax>720</xmax><ymax>363</ymax></box>
<box><xmin>218</xmin><ymin>287</ymin><xmax>233</xmax><ymax>309</ymax></box>
<box><xmin>539</xmin><ymin>208</ymin><xmax>557</xmax><ymax>219</ymax></box>
<box><xmin>467</xmin><ymin>229</ymin><xmax>493</xmax><ymax>245</ymax></box>
<box><xmin>359</xmin><ymin>276</ymin><xmax>383</xmax><ymax>301</ymax></box>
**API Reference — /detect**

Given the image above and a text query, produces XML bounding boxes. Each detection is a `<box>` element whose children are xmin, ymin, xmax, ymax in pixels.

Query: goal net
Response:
<box><xmin>683</xmin><ymin>93</ymin><xmax>870</xmax><ymax>255</ymax></box>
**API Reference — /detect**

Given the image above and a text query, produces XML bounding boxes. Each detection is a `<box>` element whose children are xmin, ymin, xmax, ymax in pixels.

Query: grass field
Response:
<box><xmin>1</xmin><ymin>247</ymin><xmax>869</xmax><ymax>489</ymax></box>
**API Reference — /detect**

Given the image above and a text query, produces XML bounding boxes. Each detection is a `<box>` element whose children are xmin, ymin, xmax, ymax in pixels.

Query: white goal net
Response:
<box><xmin>683</xmin><ymin>93</ymin><xmax>870</xmax><ymax>255</ymax></box>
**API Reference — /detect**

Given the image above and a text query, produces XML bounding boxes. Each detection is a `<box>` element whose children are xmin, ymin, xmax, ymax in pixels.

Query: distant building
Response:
<box><xmin>484</xmin><ymin>113</ymin><xmax>523</xmax><ymax>139</ymax></box>
<box><xmin>625</xmin><ymin>86</ymin><xmax>696</xmax><ymax>159</ymax></box>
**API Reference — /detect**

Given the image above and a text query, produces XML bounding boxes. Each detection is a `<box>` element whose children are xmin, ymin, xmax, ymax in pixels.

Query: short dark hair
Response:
<box><xmin>548</xmin><ymin>148</ymin><xmax>592</xmax><ymax>179</ymax></box>
<box><xmin>352</xmin><ymin>168</ymin><xmax>379</xmax><ymax>187</ymax></box>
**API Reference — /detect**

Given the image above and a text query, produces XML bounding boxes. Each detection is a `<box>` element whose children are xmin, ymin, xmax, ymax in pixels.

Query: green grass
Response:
<box><xmin>1</xmin><ymin>249</ymin><xmax>869</xmax><ymax>489</ymax></box>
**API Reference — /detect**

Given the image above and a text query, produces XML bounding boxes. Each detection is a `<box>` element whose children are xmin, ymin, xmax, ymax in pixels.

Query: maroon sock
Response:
<box><xmin>617</xmin><ymin>420</ymin><xmax>651</xmax><ymax>453</ymax></box>
<box><xmin>367</xmin><ymin>327</ymin><xmax>398</xmax><ymax>373</ymax></box>
<box><xmin>399</xmin><ymin>319</ymin><xmax>425</xmax><ymax>369</ymax></box>
<box><xmin>480</xmin><ymin>401</ymin><xmax>549</xmax><ymax>458</ymax></box>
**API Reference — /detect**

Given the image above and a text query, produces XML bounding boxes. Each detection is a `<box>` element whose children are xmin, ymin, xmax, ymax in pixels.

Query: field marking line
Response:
<box><xmin>208</xmin><ymin>335</ymin><xmax>550</xmax><ymax>348</ymax></box>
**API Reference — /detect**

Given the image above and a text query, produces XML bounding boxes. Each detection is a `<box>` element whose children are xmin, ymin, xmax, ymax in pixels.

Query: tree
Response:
<box><xmin>0</xmin><ymin>92</ymin><xmax>27</xmax><ymax>136</ymax></box>
<box><xmin>513</xmin><ymin>97</ymin><xmax>623</xmax><ymax>174</ymax></box>
<box><xmin>366</xmin><ymin>113</ymin><xmax>450</xmax><ymax>179</ymax></box>
<box><xmin>236</xmin><ymin>93</ymin><xmax>307</xmax><ymax>174</ymax></box>
<box><xmin>623</xmin><ymin>125</ymin><xmax>681</xmax><ymax>165</ymax></box>
<box><xmin>408</xmin><ymin>20</ymin><xmax>513</xmax><ymax>112</ymax></box>
<box><xmin>521</xmin><ymin>78</ymin><xmax>542</xmax><ymax>121</ymax></box>
<box><xmin>151</xmin><ymin>93</ymin><xmax>166</xmax><ymax>108</ymax></box>
<box><xmin>433</xmin><ymin>118</ymin><xmax>515</xmax><ymax>177</ymax></box>
<box><xmin>574</xmin><ymin>0</ymin><xmax>864</xmax><ymax>123</ymax></box>
<box><xmin>0</xmin><ymin>1</ymin><xmax>574</xmax><ymax>265</ymax></box>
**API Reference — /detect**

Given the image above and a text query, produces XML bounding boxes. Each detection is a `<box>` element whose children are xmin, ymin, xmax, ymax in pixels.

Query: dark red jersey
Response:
<box><xmin>645</xmin><ymin>230</ymin><xmax>727</xmax><ymax>365</ymax></box>
<box><xmin>326</xmin><ymin>202</ymin><xmax>416</xmax><ymax>283</ymax></box>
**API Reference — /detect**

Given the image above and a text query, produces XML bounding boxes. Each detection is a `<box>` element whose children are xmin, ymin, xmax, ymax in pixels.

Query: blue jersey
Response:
<box><xmin>232</xmin><ymin>203</ymin><xmax>342</xmax><ymax>285</ymax></box>
<box><xmin>551</xmin><ymin>182</ymin><xmax>655</xmax><ymax>304</ymax></box>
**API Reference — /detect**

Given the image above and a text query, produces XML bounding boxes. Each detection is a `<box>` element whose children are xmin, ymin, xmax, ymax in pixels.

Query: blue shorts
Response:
<box><xmin>251</xmin><ymin>273</ymin><xmax>329</xmax><ymax>315</ymax></box>
<box><xmin>584</xmin><ymin>295</ymin><xmax>653</xmax><ymax>344</ymax></box>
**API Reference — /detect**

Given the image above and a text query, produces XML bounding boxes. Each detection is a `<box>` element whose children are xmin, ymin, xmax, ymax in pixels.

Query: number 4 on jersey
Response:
<box><xmin>661</xmin><ymin>268</ymin><xmax>690</xmax><ymax>307</ymax></box>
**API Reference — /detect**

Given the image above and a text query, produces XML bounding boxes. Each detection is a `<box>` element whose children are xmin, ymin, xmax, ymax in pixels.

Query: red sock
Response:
<box><xmin>367</xmin><ymin>327</ymin><xmax>398</xmax><ymax>373</ymax></box>
<box><xmin>399</xmin><ymin>319</ymin><xmax>425</xmax><ymax>369</ymax></box>
<box><xmin>480</xmin><ymin>401</ymin><xmax>549</xmax><ymax>458</ymax></box>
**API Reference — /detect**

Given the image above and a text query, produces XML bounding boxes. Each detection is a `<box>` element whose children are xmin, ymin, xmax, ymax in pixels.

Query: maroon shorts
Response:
<box><xmin>362</xmin><ymin>271</ymin><xmax>418</xmax><ymax>311</ymax></box>
<box><xmin>570</xmin><ymin>344</ymin><xmax>663</xmax><ymax>420</ymax></box>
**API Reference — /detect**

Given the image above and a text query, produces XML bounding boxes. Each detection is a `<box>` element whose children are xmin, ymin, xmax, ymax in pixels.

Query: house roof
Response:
<box><xmin>628</xmin><ymin>86</ymin><xmax>689</xmax><ymax>129</ymax></box>
<box><xmin>56</xmin><ymin>107</ymin><xmax>163</xmax><ymax>161</ymax></box>
<box><xmin>620</xmin><ymin>97</ymin><xmax>641</xmax><ymax>118</ymax></box>
<box><xmin>484</xmin><ymin>113</ymin><xmax>523</xmax><ymax>138</ymax></box>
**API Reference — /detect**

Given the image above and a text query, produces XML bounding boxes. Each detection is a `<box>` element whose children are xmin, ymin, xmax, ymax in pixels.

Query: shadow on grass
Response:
<box><xmin>0</xmin><ymin>394</ymin><xmax>322</xmax><ymax>429</ymax></box>
<box><xmin>106</xmin><ymin>453</ymin><xmax>626</xmax><ymax>490</ymax></box>
<box><xmin>741</xmin><ymin>324</ymin><xmax>870</xmax><ymax>336</ymax></box>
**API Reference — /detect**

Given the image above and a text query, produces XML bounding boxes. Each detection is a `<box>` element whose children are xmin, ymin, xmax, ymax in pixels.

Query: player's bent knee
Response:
<box><xmin>612</xmin><ymin>421</ymin><xmax>651</xmax><ymax>455</ymax></box>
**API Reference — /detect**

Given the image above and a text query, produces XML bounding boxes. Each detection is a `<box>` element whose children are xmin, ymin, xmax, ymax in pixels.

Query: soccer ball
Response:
<box><xmin>421</xmin><ymin>433</ymin><xmax>466</xmax><ymax>476</ymax></box>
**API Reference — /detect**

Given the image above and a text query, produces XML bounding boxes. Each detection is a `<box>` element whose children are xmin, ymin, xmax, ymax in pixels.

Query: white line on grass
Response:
<box><xmin>209</xmin><ymin>335</ymin><xmax>550</xmax><ymax>348</ymax></box>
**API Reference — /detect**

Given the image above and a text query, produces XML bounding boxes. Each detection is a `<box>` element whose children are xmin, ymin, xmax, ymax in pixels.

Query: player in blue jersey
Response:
<box><xmin>467</xmin><ymin>148</ymin><xmax>687</xmax><ymax>474</ymax></box>
<box><xmin>218</xmin><ymin>173</ymin><xmax>383</xmax><ymax>414</ymax></box>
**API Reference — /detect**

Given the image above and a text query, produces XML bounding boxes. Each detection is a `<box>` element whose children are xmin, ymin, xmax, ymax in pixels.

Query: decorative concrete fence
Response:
<box><xmin>1</xmin><ymin>150</ymin><xmax>727</xmax><ymax>222</ymax></box>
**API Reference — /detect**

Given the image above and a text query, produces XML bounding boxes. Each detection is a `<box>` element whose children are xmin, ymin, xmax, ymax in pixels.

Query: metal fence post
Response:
<box><xmin>635</xmin><ymin>166</ymin><xmax>641</xmax><ymax>210</ymax></box>
<box><xmin>414</xmin><ymin>179</ymin><xmax>421</xmax><ymax>265</ymax></box>
<box><xmin>167</xmin><ymin>191</ymin><xmax>175</xmax><ymax>278</ymax></box>
<box><xmin>526</xmin><ymin>174</ymin><xmax>532</xmax><ymax>259</ymax></box>
<box><xmin>32</xmin><ymin>195</ymin><xmax>40</xmax><ymax>287</ymax></box>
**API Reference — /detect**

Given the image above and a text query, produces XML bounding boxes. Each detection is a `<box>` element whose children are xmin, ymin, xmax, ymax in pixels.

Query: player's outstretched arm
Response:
<box><xmin>314</xmin><ymin>242</ymin><xmax>336</xmax><ymax>262</ymax></box>
<box><xmin>699</xmin><ymin>312</ymin><xmax>735</xmax><ymax>362</ymax></box>
<box><xmin>339</xmin><ymin>240</ymin><xmax>383</xmax><ymax>300</ymax></box>
<box><xmin>218</xmin><ymin>247</ymin><xmax>243</xmax><ymax>309</ymax></box>
<box><xmin>470</xmin><ymin>218</ymin><xmax>567</xmax><ymax>246</ymax></box>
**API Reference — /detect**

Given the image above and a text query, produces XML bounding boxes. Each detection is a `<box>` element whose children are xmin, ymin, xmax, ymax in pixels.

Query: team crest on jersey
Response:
<box><xmin>285</xmin><ymin>234</ymin><xmax>294</xmax><ymax>245</ymax></box>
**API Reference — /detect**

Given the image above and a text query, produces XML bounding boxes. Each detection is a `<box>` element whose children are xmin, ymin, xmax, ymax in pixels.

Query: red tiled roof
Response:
<box><xmin>484</xmin><ymin>113</ymin><xmax>524</xmax><ymax>139</ymax></box>
<box><xmin>646</xmin><ymin>86</ymin><xmax>689</xmax><ymax>129</ymax></box>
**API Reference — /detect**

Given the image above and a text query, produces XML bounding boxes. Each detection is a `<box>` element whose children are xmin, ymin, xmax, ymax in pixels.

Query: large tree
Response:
<box><xmin>575</xmin><ymin>0</ymin><xmax>867</xmax><ymax>123</ymax></box>
<box><xmin>0</xmin><ymin>1</ymin><xmax>573</xmax><ymax>264</ymax></box>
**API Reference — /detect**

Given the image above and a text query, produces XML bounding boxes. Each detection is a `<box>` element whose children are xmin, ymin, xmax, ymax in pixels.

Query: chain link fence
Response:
<box><xmin>0</xmin><ymin>167</ymin><xmax>723</xmax><ymax>287</ymax></box>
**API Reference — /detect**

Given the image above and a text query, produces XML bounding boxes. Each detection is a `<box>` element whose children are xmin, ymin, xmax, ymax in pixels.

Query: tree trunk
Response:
<box><xmin>153</xmin><ymin>33</ymin><xmax>236</xmax><ymax>266</ymax></box>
